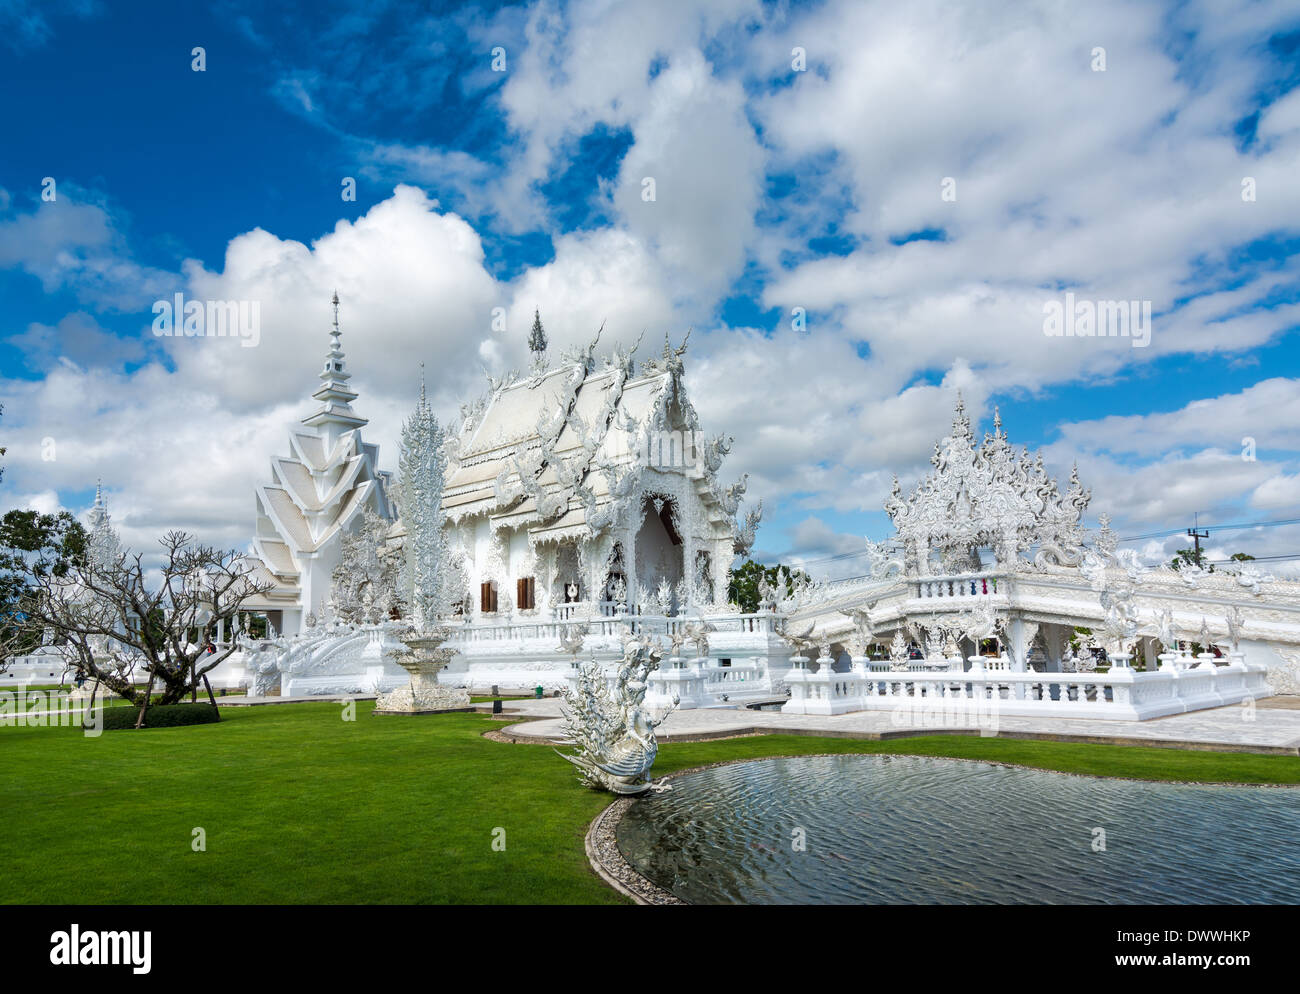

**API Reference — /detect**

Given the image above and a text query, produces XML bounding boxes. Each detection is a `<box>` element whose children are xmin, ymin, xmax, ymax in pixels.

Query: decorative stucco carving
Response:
<box><xmin>885</xmin><ymin>396</ymin><xmax>1090</xmax><ymax>575</ymax></box>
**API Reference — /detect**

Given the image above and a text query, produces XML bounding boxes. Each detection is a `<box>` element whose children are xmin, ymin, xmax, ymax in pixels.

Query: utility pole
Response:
<box><xmin>1187</xmin><ymin>511</ymin><xmax>1209</xmax><ymax>568</ymax></box>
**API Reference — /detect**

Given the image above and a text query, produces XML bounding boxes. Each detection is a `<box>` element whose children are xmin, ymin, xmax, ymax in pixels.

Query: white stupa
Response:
<box><xmin>243</xmin><ymin>293</ymin><xmax>395</xmax><ymax>635</ymax></box>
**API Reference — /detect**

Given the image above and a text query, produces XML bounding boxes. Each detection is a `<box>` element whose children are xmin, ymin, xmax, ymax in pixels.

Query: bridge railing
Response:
<box><xmin>912</xmin><ymin>571</ymin><xmax>1006</xmax><ymax>601</ymax></box>
<box><xmin>783</xmin><ymin>653</ymin><xmax>1272</xmax><ymax>720</ymax></box>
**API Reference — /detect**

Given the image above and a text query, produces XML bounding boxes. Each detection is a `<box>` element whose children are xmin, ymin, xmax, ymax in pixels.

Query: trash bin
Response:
<box><xmin>534</xmin><ymin>685</ymin><xmax>544</xmax><ymax>699</ymax></box>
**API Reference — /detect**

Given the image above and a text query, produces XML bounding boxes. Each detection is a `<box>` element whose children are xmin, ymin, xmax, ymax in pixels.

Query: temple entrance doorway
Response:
<box><xmin>635</xmin><ymin>496</ymin><xmax>683</xmax><ymax>608</ymax></box>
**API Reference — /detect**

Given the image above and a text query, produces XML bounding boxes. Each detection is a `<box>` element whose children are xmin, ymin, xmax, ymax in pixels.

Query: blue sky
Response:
<box><xmin>1</xmin><ymin>0</ymin><xmax>1299</xmax><ymax>576</ymax></box>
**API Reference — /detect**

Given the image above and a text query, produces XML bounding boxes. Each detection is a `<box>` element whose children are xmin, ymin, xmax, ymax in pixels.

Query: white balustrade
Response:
<box><xmin>450</xmin><ymin>608</ymin><xmax>779</xmax><ymax>645</ymax></box>
<box><xmin>914</xmin><ymin>572</ymin><xmax>1004</xmax><ymax>601</ymax></box>
<box><xmin>785</xmin><ymin>651</ymin><xmax>1272</xmax><ymax>720</ymax></box>
<box><xmin>646</xmin><ymin>656</ymin><xmax>710</xmax><ymax>709</ymax></box>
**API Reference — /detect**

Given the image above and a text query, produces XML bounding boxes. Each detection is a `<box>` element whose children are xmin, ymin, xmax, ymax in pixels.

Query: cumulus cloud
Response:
<box><xmin>0</xmin><ymin>191</ymin><xmax>177</xmax><ymax>309</ymax></box>
<box><xmin>1055</xmin><ymin>378</ymin><xmax>1300</xmax><ymax>458</ymax></box>
<box><xmin>757</xmin><ymin>0</ymin><xmax>1300</xmax><ymax>392</ymax></box>
<box><xmin>10</xmin><ymin>311</ymin><xmax>148</xmax><ymax>372</ymax></box>
<box><xmin>3</xmin><ymin>0</ymin><xmax>1299</xmax><ymax>577</ymax></box>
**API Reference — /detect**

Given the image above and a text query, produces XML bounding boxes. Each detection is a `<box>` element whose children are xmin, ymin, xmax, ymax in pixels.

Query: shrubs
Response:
<box><xmin>98</xmin><ymin>703</ymin><xmax>221</xmax><ymax>731</ymax></box>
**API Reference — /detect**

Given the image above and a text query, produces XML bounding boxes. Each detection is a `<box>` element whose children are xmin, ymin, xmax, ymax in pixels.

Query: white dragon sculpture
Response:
<box><xmin>557</xmin><ymin>634</ymin><xmax>678</xmax><ymax>795</ymax></box>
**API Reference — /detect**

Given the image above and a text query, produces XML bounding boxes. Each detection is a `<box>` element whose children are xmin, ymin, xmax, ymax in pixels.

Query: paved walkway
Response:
<box><xmin>497</xmin><ymin>697</ymin><xmax>1300</xmax><ymax>754</ymax></box>
<box><xmin>8</xmin><ymin>691</ymin><xmax>1297</xmax><ymax>752</ymax></box>
<box><xmin>215</xmin><ymin>694</ymin><xmax>373</xmax><ymax>706</ymax></box>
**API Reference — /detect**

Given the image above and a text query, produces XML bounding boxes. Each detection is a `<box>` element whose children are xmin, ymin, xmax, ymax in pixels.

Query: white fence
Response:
<box><xmin>784</xmin><ymin>652</ymin><xmax>1272</xmax><ymax>720</ymax></box>
<box><xmin>456</xmin><ymin>610</ymin><xmax>782</xmax><ymax>644</ymax></box>
<box><xmin>637</xmin><ymin>657</ymin><xmax>774</xmax><ymax>709</ymax></box>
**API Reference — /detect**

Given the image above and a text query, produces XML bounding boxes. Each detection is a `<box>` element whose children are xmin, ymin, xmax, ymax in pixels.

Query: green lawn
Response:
<box><xmin>1</xmin><ymin>702</ymin><xmax>1296</xmax><ymax>904</ymax></box>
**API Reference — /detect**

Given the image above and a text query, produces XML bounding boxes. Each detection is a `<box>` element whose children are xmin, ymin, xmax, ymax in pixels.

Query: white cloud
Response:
<box><xmin>610</xmin><ymin>49</ymin><xmax>764</xmax><ymax>302</ymax></box>
<box><xmin>756</xmin><ymin>0</ymin><xmax>1300</xmax><ymax>394</ymax></box>
<box><xmin>10</xmin><ymin>311</ymin><xmax>148</xmax><ymax>372</ymax></box>
<box><xmin>1251</xmin><ymin>473</ymin><xmax>1300</xmax><ymax>510</ymax></box>
<box><xmin>4</xmin><ymin>0</ymin><xmax>1299</xmax><ymax>573</ymax></box>
<box><xmin>1055</xmin><ymin>378</ymin><xmax>1300</xmax><ymax>458</ymax></box>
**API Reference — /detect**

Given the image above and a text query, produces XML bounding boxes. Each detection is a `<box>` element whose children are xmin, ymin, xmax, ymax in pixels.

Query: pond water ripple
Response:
<box><xmin>614</xmin><ymin>755</ymin><xmax>1300</xmax><ymax>904</ymax></box>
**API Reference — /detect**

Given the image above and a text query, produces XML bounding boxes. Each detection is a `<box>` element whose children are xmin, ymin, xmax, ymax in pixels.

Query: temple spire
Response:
<box><xmin>323</xmin><ymin>289</ymin><xmax>348</xmax><ymax>382</ymax></box>
<box><xmin>86</xmin><ymin>479</ymin><xmax>120</xmax><ymax>566</ymax></box>
<box><xmin>528</xmin><ymin>309</ymin><xmax>547</xmax><ymax>355</ymax></box>
<box><xmin>303</xmin><ymin>291</ymin><xmax>367</xmax><ymax>443</ymax></box>
<box><xmin>952</xmin><ymin>390</ymin><xmax>971</xmax><ymax>437</ymax></box>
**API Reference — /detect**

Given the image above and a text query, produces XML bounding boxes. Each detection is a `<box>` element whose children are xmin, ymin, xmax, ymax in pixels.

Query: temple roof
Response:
<box><xmin>441</xmin><ymin>331</ymin><xmax>745</xmax><ymax>545</ymax></box>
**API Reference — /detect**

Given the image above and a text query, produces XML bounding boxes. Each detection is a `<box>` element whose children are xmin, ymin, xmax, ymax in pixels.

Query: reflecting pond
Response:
<box><xmin>615</xmin><ymin>755</ymin><xmax>1300</xmax><ymax>904</ymax></box>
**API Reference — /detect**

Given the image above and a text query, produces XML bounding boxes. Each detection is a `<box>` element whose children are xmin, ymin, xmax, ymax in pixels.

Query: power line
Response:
<box><xmin>791</xmin><ymin>547</ymin><xmax>884</xmax><ymax>568</ymax></box>
<box><xmin>1116</xmin><ymin>516</ymin><xmax>1300</xmax><ymax>544</ymax></box>
<box><xmin>1205</xmin><ymin>552</ymin><xmax>1300</xmax><ymax>565</ymax></box>
<box><xmin>792</xmin><ymin>514</ymin><xmax>1300</xmax><ymax>566</ymax></box>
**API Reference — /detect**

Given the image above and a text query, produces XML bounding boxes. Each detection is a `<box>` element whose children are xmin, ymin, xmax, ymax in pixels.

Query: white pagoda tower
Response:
<box><xmin>243</xmin><ymin>293</ymin><xmax>395</xmax><ymax>635</ymax></box>
<box><xmin>85</xmin><ymin>479</ymin><xmax>122</xmax><ymax>567</ymax></box>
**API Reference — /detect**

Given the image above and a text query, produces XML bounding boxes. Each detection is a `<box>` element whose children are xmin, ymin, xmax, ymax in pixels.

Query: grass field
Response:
<box><xmin>1</xmin><ymin>701</ymin><xmax>1297</xmax><ymax>904</ymax></box>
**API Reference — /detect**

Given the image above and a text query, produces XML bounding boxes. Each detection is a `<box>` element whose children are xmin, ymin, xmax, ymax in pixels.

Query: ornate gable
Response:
<box><xmin>885</xmin><ymin>395</ymin><xmax>1090</xmax><ymax>573</ymax></box>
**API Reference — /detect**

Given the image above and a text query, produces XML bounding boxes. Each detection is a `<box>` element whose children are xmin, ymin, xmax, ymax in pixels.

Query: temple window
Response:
<box><xmin>517</xmin><ymin>576</ymin><xmax>536</xmax><ymax>610</ymax></box>
<box><xmin>480</xmin><ymin>581</ymin><xmax>498</xmax><ymax>614</ymax></box>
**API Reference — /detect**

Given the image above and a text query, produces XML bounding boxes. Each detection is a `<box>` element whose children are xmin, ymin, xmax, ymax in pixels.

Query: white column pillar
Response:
<box><xmin>623</xmin><ymin>527</ymin><xmax>637</xmax><ymax>612</ymax></box>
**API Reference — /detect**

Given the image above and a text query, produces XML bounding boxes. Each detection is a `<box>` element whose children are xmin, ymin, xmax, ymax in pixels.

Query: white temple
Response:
<box><xmin>430</xmin><ymin>330</ymin><xmax>776</xmax><ymax>692</ymax></box>
<box><xmin>222</xmin><ymin>308</ymin><xmax>783</xmax><ymax>702</ymax></box>
<box><xmin>203</xmin><ymin>303</ymin><xmax>1297</xmax><ymax>720</ymax></box>
<box><xmin>2</xmin><ymin>480</ymin><xmax>127</xmax><ymax>686</ymax></box>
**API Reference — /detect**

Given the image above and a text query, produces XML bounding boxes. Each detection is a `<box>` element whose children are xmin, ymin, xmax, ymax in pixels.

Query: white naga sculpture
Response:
<box><xmin>558</xmin><ymin>633</ymin><xmax>678</xmax><ymax>795</ymax></box>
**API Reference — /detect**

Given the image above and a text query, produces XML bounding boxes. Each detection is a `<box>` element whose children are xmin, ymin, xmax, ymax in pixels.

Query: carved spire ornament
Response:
<box><xmin>375</xmin><ymin>377</ymin><xmax>470</xmax><ymax>714</ymax></box>
<box><xmin>884</xmin><ymin>396</ymin><xmax>1091</xmax><ymax>575</ymax></box>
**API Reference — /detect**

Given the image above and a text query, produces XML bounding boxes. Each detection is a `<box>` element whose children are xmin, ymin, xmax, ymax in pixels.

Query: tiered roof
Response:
<box><xmin>246</xmin><ymin>295</ymin><xmax>393</xmax><ymax>602</ymax></box>
<box><xmin>443</xmin><ymin>331</ymin><xmax>750</xmax><ymax>548</ymax></box>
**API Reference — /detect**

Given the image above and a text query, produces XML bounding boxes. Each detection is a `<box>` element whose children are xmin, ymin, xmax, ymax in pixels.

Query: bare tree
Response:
<box><xmin>4</xmin><ymin>528</ymin><xmax>273</xmax><ymax>718</ymax></box>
